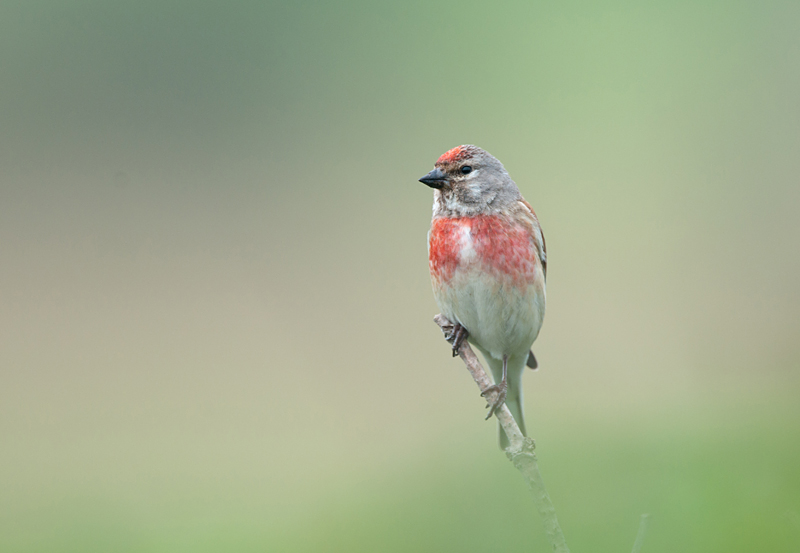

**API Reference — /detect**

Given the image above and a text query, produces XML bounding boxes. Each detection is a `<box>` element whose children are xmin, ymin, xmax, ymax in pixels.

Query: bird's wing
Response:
<box><xmin>518</xmin><ymin>199</ymin><xmax>545</xmax><ymax>372</ymax></box>
<box><xmin>518</xmin><ymin>199</ymin><xmax>547</xmax><ymax>279</ymax></box>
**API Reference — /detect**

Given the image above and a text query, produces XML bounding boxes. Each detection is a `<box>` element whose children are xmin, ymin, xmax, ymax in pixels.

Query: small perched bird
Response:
<box><xmin>420</xmin><ymin>145</ymin><xmax>547</xmax><ymax>449</ymax></box>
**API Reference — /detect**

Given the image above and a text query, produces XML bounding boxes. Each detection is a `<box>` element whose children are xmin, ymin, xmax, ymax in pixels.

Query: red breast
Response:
<box><xmin>429</xmin><ymin>215</ymin><xmax>538</xmax><ymax>287</ymax></box>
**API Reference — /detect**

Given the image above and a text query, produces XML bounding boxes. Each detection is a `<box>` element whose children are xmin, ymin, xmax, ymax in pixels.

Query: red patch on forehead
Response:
<box><xmin>437</xmin><ymin>146</ymin><xmax>471</xmax><ymax>164</ymax></box>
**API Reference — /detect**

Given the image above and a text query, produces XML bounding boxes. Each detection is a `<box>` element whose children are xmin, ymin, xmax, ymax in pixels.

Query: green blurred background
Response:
<box><xmin>1</xmin><ymin>1</ymin><xmax>799</xmax><ymax>551</ymax></box>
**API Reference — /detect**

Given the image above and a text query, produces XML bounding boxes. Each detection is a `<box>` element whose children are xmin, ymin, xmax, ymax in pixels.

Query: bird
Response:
<box><xmin>419</xmin><ymin>145</ymin><xmax>547</xmax><ymax>449</ymax></box>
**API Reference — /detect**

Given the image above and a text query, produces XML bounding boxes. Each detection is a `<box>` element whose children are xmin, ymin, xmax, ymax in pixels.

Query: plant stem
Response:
<box><xmin>434</xmin><ymin>314</ymin><xmax>570</xmax><ymax>553</ymax></box>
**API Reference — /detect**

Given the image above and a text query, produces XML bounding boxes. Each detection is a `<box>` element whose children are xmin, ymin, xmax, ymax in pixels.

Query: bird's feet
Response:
<box><xmin>480</xmin><ymin>380</ymin><xmax>508</xmax><ymax>420</ymax></box>
<box><xmin>447</xmin><ymin>323</ymin><xmax>469</xmax><ymax>357</ymax></box>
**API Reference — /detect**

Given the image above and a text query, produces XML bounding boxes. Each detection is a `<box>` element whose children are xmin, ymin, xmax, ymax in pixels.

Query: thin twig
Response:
<box><xmin>434</xmin><ymin>314</ymin><xmax>651</xmax><ymax>553</ymax></box>
<box><xmin>434</xmin><ymin>314</ymin><xmax>570</xmax><ymax>553</ymax></box>
<box><xmin>433</xmin><ymin>315</ymin><xmax>525</xmax><ymax>450</ymax></box>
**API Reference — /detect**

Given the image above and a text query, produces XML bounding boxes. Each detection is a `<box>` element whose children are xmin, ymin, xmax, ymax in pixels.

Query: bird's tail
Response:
<box><xmin>486</xmin><ymin>355</ymin><xmax>527</xmax><ymax>450</ymax></box>
<box><xmin>499</xmin><ymin>384</ymin><xmax>527</xmax><ymax>449</ymax></box>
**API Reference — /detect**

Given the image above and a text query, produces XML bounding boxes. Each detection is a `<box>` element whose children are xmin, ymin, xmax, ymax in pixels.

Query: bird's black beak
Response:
<box><xmin>419</xmin><ymin>167</ymin><xmax>447</xmax><ymax>189</ymax></box>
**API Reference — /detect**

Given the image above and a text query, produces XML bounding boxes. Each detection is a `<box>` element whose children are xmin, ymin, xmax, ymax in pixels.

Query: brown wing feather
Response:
<box><xmin>518</xmin><ymin>199</ymin><xmax>547</xmax><ymax>279</ymax></box>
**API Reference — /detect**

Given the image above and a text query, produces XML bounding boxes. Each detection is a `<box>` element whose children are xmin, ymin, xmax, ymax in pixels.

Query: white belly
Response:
<box><xmin>434</xmin><ymin>264</ymin><xmax>546</xmax><ymax>361</ymax></box>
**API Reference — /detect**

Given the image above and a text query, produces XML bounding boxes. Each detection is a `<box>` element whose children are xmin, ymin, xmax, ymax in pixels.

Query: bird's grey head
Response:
<box><xmin>418</xmin><ymin>145</ymin><xmax>521</xmax><ymax>216</ymax></box>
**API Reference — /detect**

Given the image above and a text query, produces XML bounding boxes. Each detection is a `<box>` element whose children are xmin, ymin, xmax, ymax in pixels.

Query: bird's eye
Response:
<box><xmin>461</xmin><ymin>166</ymin><xmax>472</xmax><ymax>174</ymax></box>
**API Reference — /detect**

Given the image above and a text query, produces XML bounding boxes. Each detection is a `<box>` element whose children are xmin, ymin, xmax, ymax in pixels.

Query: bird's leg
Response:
<box><xmin>481</xmin><ymin>354</ymin><xmax>508</xmax><ymax>420</ymax></box>
<box><xmin>448</xmin><ymin>323</ymin><xmax>469</xmax><ymax>357</ymax></box>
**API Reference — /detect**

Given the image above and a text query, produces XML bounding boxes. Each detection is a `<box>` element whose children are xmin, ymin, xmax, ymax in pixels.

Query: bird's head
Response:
<box><xmin>419</xmin><ymin>145</ymin><xmax>520</xmax><ymax>216</ymax></box>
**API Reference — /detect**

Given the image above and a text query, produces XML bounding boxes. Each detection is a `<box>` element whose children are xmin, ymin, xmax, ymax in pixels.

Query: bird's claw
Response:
<box><xmin>448</xmin><ymin>323</ymin><xmax>469</xmax><ymax>357</ymax></box>
<box><xmin>480</xmin><ymin>380</ymin><xmax>508</xmax><ymax>420</ymax></box>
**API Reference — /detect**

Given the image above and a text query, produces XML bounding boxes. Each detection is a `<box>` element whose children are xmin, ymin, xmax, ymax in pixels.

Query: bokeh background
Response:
<box><xmin>2</xmin><ymin>1</ymin><xmax>799</xmax><ymax>552</ymax></box>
